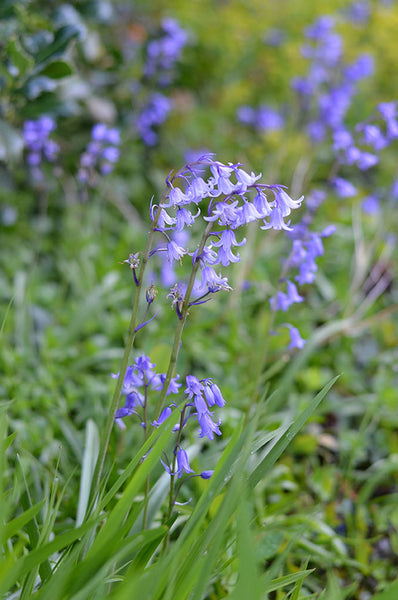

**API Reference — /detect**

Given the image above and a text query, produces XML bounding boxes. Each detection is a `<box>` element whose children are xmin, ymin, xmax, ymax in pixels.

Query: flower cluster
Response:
<box><xmin>134</xmin><ymin>18</ymin><xmax>188</xmax><ymax>146</ymax></box>
<box><xmin>269</xmin><ymin>188</ymin><xmax>335</xmax><ymax>349</ymax></box>
<box><xmin>136</xmin><ymin>93</ymin><xmax>172</xmax><ymax>146</ymax></box>
<box><xmin>237</xmin><ymin>104</ymin><xmax>284</xmax><ymax>133</ymax></box>
<box><xmin>330</xmin><ymin>100</ymin><xmax>398</xmax><ymax>201</ymax></box>
<box><xmin>23</xmin><ymin>117</ymin><xmax>59</xmax><ymax>181</ymax></box>
<box><xmin>113</xmin><ymin>355</ymin><xmax>225</xmax><ymax>479</ymax></box>
<box><xmin>292</xmin><ymin>15</ymin><xmax>373</xmax><ymax>142</ymax></box>
<box><xmin>144</xmin><ymin>18</ymin><xmax>188</xmax><ymax>86</ymax></box>
<box><xmin>150</xmin><ymin>156</ymin><xmax>303</xmax><ymax>313</ymax></box>
<box><xmin>78</xmin><ymin>123</ymin><xmax>120</xmax><ymax>185</ymax></box>
<box><xmin>112</xmin><ymin>355</ymin><xmax>181</xmax><ymax>425</ymax></box>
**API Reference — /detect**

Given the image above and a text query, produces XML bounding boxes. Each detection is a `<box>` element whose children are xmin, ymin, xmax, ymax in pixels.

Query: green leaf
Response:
<box><xmin>249</xmin><ymin>375</ymin><xmax>340</xmax><ymax>489</ymax></box>
<box><xmin>38</xmin><ymin>60</ymin><xmax>73</xmax><ymax>79</ymax></box>
<box><xmin>0</xmin><ymin>518</ymin><xmax>99</xmax><ymax>596</ymax></box>
<box><xmin>371</xmin><ymin>581</ymin><xmax>398</xmax><ymax>600</ymax></box>
<box><xmin>4</xmin><ymin>431</ymin><xmax>16</xmax><ymax>450</ymax></box>
<box><xmin>76</xmin><ymin>419</ymin><xmax>99</xmax><ymax>527</ymax></box>
<box><xmin>7</xmin><ymin>39</ymin><xmax>34</xmax><ymax>76</ymax></box>
<box><xmin>35</xmin><ymin>25</ymin><xmax>80</xmax><ymax>64</ymax></box>
<box><xmin>3</xmin><ymin>501</ymin><xmax>45</xmax><ymax>541</ymax></box>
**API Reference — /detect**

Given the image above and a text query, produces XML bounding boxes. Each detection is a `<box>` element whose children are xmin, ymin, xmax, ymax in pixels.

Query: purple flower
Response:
<box><xmin>175</xmin><ymin>207</ymin><xmax>200</xmax><ymax>231</ymax></box>
<box><xmin>356</xmin><ymin>151</ymin><xmax>378</xmax><ymax>170</ymax></box>
<box><xmin>237</xmin><ymin>105</ymin><xmax>256</xmax><ymax>125</ymax></box>
<box><xmin>270</xmin><ymin>291</ymin><xmax>290</xmax><ymax>312</ymax></box>
<box><xmin>362</xmin><ymin>195</ymin><xmax>380</xmax><ymax>215</ymax></box>
<box><xmin>287</xmin><ymin>325</ymin><xmax>306</xmax><ymax>349</ymax></box>
<box><xmin>200</xmin><ymin>470</ymin><xmax>214</xmax><ymax>479</ymax></box>
<box><xmin>23</xmin><ymin>116</ymin><xmax>59</xmax><ymax>180</ymax></box>
<box><xmin>200</xmin><ymin>266</ymin><xmax>232</xmax><ymax>293</ymax></box>
<box><xmin>253</xmin><ymin>189</ymin><xmax>272</xmax><ymax>217</ymax></box>
<box><xmin>204</xmin><ymin>383</ymin><xmax>226</xmax><ymax>408</ymax></box>
<box><xmin>197</xmin><ymin>412</ymin><xmax>222</xmax><ymax>441</ymax></box>
<box><xmin>185</xmin><ymin>375</ymin><xmax>204</xmax><ymax>399</ymax></box>
<box><xmin>204</xmin><ymin>200</ymin><xmax>240</xmax><ymax>228</ymax></box>
<box><xmin>360</xmin><ymin>124</ymin><xmax>387</xmax><ymax>151</ymax></box>
<box><xmin>286</xmin><ymin>280</ymin><xmax>304</xmax><ymax>305</ymax></box>
<box><xmin>331</xmin><ymin>177</ymin><xmax>357</xmax><ymax>198</ymax></box>
<box><xmin>211</xmin><ymin>229</ymin><xmax>246</xmax><ymax>266</ymax></box>
<box><xmin>166</xmin><ymin>241</ymin><xmax>187</xmax><ymax>263</ymax></box>
<box><xmin>256</xmin><ymin>105</ymin><xmax>284</xmax><ymax>131</ymax></box>
<box><xmin>136</xmin><ymin>93</ymin><xmax>172</xmax><ymax>146</ymax></box>
<box><xmin>151</xmin><ymin>406</ymin><xmax>172</xmax><ymax>427</ymax></box>
<box><xmin>144</xmin><ymin>18</ymin><xmax>188</xmax><ymax>82</ymax></box>
<box><xmin>78</xmin><ymin>123</ymin><xmax>120</xmax><ymax>185</ymax></box>
<box><xmin>176</xmin><ymin>449</ymin><xmax>195</xmax><ymax>478</ymax></box>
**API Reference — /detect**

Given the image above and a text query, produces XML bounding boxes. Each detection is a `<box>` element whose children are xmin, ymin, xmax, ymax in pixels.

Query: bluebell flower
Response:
<box><xmin>362</xmin><ymin>195</ymin><xmax>380</xmax><ymax>215</ymax></box>
<box><xmin>136</xmin><ymin>93</ymin><xmax>172</xmax><ymax>146</ymax></box>
<box><xmin>237</xmin><ymin>105</ymin><xmax>256</xmax><ymax>125</ymax></box>
<box><xmin>200</xmin><ymin>266</ymin><xmax>232</xmax><ymax>293</ymax></box>
<box><xmin>236</xmin><ymin>168</ymin><xmax>262</xmax><ymax>190</ymax></box>
<box><xmin>191</xmin><ymin>245</ymin><xmax>218</xmax><ymax>267</ymax></box>
<box><xmin>186</xmin><ymin>176</ymin><xmax>211</xmax><ymax>203</ymax></box>
<box><xmin>253</xmin><ymin>189</ymin><xmax>272</xmax><ymax>218</ymax></box>
<box><xmin>270</xmin><ymin>291</ymin><xmax>290</xmax><ymax>312</ymax></box>
<box><xmin>144</xmin><ymin>18</ymin><xmax>188</xmax><ymax>82</ymax></box>
<box><xmin>209</xmin><ymin>162</ymin><xmax>238</xmax><ymax>196</ymax></box>
<box><xmin>151</xmin><ymin>406</ymin><xmax>172</xmax><ymax>427</ymax></box>
<box><xmin>236</xmin><ymin>201</ymin><xmax>262</xmax><ymax>225</ymax></box>
<box><xmin>203</xmin><ymin>383</ymin><xmax>226</xmax><ymax>407</ymax></box>
<box><xmin>200</xmin><ymin>470</ymin><xmax>214</xmax><ymax>479</ymax></box>
<box><xmin>175</xmin><ymin>207</ymin><xmax>200</xmax><ymax>231</ymax></box>
<box><xmin>185</xmin><ymin>375</ymin><xmax>204</xmax><ymax>399</ymax></box>
<box><xmin>256</xmin><ymin>106</ymin><xmax>284</xmax><ymax>132</ymax></box>
<box><xmin>378</xmin><ymin>102</ymin><xmax>398</xmax><ymax>140</ymax></box>
<box><xmin>331</xmin><ymin>177</ymin><xmax>357</xmax><ymax>198</ymax></box>
<box><xmin>197</xmin><ymin>412</ymin><xmax>222</xmax><ymax>441</ymax></box>
<box><xmin>262</xmin><ymin>186</ymin><xmax>304</xmax><ymax>231</ymax></box>
<box><xmin>356</xmin><ymin>151</ymin><xmax>378</xmax><ymax>170</ymax></box>
<box><xmin>211</xmin><ymin>229</ymin><xmax>246</xmax><ymax>266</ymax></box>
<box><xmin>286</xmin><ymin>280</ymin><xmax>304</xmax><ymax>305</ymax></box>
<box><xmin>204</xmin><ymin>200</ymin><xmax>240</xmax><ymax>228</ymax></box>
<box><xmin>359</xmin><ymin>124</ymin><xmax>387</xmax><ymax>151</ymax></box>
<box><xmin>344</xmin><ymin>54</ymin><xmax>374</xmax><ymax>81</ymax></box>
<box><xmin>346</xmin><ymin>1</ymin><xmax>371</xmax><ymax>24</ymax></box>
<box><xmin>152</xmin><ymin>206</ymin><xmax>176</xmax><ymax>231</ymax></box>
<box><xmin>165</xmin><ymin>240</ymin><xmax>187</xmax><ymax>263</ymax></box>
<box><xmin>23</xmin><ymin>116</ymin><xmax>59</xmax><ymax>180</ymax></box>
<box><xmin>78</xmin><ymin>123</ymin><xmax>120</xmax><ymax>184</ymax></box>
<box><xmin>287</xmin><ymin>325</ymin><xmax>306</xmax><ymax>349</ymax></box>
<box><xmin>305</xmin><ymin>16</ymin><xmax>335</xmax><ymax>40</ymax></box>
<box><xmin>176</xmin><ymin>449</ymin><xmax>195</xmax><ymax>478</ymax></box>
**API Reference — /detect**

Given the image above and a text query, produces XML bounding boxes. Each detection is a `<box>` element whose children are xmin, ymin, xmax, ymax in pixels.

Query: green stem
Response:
<box><xmin>163</xmin><ymin>407</ymin><xmax>186</xmax><ymax>551</ymax></box>
<box><xmin>153</xmin><ymin>220</ymin><xmax>214</xmax><ymax>421</ymax></box>
<box><xmin>90</xmin><ymin>188</ymin><xmax>168</xmax><ymax>507</ymax></box>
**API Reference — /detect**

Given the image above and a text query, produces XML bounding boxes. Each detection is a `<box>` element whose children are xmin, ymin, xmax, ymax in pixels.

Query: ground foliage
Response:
<box><xmin>1</xmin><ymin>1</ymin><xmax>398</xmax><ymax>598</ymax></box>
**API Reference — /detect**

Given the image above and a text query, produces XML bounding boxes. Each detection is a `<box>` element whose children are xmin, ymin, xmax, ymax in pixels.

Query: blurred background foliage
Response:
<box><xmin>1</xmin><ymin>0</ymin><xmax>398</xmax><ymax>597</ymax></box>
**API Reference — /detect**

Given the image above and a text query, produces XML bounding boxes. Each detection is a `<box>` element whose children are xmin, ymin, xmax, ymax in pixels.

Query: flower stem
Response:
<box><xmin>153</xmin><ymin>220</ymin><xmax>214</xmax><ymax>421</ymax></box>
<box><xmin>90</xmin><ymin>188</ymin><xmax>169</xmax><ymax>507</ymax></box>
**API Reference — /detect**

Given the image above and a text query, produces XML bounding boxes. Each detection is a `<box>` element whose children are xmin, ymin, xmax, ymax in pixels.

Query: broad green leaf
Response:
<box><xmin>38</xmin><ymin>60</ymin><xmax>73</xmax><ymax>79</ymax></box>
<box><xmin>35</xmin><ymin>25</ymin><xmax>80</xmax><ymax>64</ymax></box>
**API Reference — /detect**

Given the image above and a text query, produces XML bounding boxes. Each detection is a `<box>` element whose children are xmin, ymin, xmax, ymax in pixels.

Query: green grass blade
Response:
<box><xmin>249</xmin><ymin>375</ymin><xmax>340</xmax><ymax>489</ymax></box>
<box><xmin>76</xmin><ymin>419</ymin><xmax>100</xmax><ymax>527</ymax></box>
